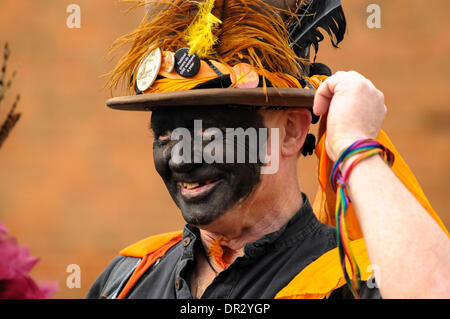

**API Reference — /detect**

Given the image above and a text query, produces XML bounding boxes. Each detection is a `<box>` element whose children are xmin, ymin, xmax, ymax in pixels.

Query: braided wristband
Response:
<box><xmin>330</xmin><ymin>139</ymin><xmax>395</xmax><ymax>298</ymax></box>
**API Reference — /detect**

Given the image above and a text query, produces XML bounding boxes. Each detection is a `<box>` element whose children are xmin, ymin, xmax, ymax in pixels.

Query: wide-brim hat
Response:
<box><xmin>106</xmin><ymin>87</ymin><xmax>315</xmax><ymax>111</ymax></box>
<box><xmin>105</xmin><ymin>0</ymin><xmax>345</xmax><ymax>112</ymax></box>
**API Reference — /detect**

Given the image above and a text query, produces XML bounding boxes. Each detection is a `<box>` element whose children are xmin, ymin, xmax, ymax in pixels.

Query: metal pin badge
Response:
<box><xmin>174</xmin><ymin>48</ymin><xmax>201</xmax><ymax>78</ymax></box>
<box><xmin>161</xmin><ymin>51</ymin><xmax>175</xmax><ymax>73</ymax></box>
<box><xmin>136</xmin><ymin>47</ymin><xmax>162</xmax><ymax>92</ymax></box>
<box><xmin>230</xmin><ymin>63</ymin><xmax>260</xmax><ymax>89</ymax></box>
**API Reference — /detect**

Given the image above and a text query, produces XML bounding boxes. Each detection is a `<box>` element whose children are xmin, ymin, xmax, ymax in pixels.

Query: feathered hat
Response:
<box><xmin>105</xmin><ymin>0</ymin><xmax>346</xmax><ymax>112</ymax></box>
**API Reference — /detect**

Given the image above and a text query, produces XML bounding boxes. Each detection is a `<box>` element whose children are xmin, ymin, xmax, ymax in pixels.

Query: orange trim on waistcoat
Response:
<box><xmin>120</xmin><ymin>231</ymin><xmax>183</xmax><ymax>258</ymax></box>
<box><xmin>275</xmin><ymin>238</ymin><xmax>372</xmax><ymax>299</ymax></box>
<box><xmin>117</xmin><ymin>232</ymin><xmax>182</xmax><ymax>299</ymax></box>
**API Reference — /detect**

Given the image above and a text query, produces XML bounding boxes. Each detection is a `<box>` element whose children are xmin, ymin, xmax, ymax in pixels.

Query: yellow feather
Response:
<box><xmin>186</xmin><ymin>0</ymin><xmax>222</xmax><ymax>59</ymax></box>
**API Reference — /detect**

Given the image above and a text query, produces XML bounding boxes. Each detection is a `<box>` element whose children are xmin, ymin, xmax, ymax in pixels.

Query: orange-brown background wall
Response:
<box><xmin>0</xmin><ymin>1</ymin><xmax>449</xmax><ymax>298</ymax></box>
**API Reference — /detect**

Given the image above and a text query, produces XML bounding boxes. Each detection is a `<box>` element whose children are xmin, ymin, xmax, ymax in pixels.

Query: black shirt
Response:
<box><xmin>87</xmin><ymin>194</ymin><xmax>381</xmax><ymax>299</ymax></box>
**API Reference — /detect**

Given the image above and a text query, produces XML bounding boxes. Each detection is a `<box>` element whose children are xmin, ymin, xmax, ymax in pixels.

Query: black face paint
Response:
<box><xmin>151</xmin><ymin>106</ymin><xmax>267</xmax><ymax>226</ymax></box>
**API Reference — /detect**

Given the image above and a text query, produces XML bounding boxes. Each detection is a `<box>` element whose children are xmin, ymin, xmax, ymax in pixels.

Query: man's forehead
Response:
<box><xmin>150</xmin><ymin>106</ymin><xmax>265</xmax><ymax>129</ymax></box>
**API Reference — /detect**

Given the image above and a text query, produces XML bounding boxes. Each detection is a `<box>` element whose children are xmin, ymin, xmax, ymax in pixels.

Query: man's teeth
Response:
<box><xmin>182</xmin><ymin>180</ymin><xmax>216</xmax><ymax>190</ymax></box>
<box><xmin>183</xmin><ymin>182</ymin><xmax>200</xmax><ymax>190</ymax></box>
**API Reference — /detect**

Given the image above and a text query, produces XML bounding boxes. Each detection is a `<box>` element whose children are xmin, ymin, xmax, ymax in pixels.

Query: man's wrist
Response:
<box><xmin>333</xmin><ymin>137</ymin><xmax>393</xmax><ymax>185</ymax></box>
<box><xmin>339</xmin><ymin>152</ymin><xmax>384</xmax><ymax>176</ymax></box>
<box><xmin>329</xmin><ymin>135</ymin><xmax>373</xmax><ymax>163</ymax></box>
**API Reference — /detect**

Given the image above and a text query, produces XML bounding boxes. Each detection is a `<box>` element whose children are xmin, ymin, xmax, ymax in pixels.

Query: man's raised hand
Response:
<box><xmin>313</xmin><ymin>71</ymin><xmax>387</xmax><ymax>162</ymax></box>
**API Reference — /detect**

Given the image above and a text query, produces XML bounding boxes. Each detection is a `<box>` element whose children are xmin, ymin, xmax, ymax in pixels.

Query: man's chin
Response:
<box><xmin>165</xmin><ymin>170</ymin><xmax>261</xmax><ymax>226</ymax></box>
<box><xmin>178</xmin><ymin>198</ymin><xmax>228</xmax><ymax>226</ymax></box>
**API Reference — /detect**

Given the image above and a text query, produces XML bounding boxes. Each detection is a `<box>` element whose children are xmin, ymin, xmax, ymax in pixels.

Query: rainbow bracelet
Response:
<box><xmin>330</xmin><ymin>139</ymin><xmax>395</xmax><ymax>298</ymax></box>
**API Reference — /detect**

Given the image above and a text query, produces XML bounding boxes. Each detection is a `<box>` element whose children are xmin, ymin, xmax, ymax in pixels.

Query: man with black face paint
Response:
<box><xmin>87</xmin><ymin>0</ymin><xmax>450</xmax><ymax>299</ymax></box>
<box><xmin>151</xmin><ymin>106</ymin><xmax>267</xmax><ymax>227</ymax></box>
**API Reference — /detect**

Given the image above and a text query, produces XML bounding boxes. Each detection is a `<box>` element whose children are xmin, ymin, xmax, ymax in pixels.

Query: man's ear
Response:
<box><xmin>281</xmin><ymin>109</ymin><xmax>312</xmax><ymax>158</ymax></box>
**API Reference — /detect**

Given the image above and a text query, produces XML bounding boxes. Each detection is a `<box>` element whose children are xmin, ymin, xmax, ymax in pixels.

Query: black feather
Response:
<box><xmin>289</xmin><ymin>0</ymin><xmax>346</xmax><ymax>59</ymax></box>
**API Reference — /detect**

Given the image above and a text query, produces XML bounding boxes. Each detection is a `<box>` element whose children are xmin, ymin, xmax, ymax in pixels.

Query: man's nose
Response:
<box><xmin>168</xmin><ymin>156</ymin><xmax>196</xmax><ymax>173</ymax></box>
<box><xmin>167</xmin><ymin>140</ymin><xmax>203</xmax><ymax>173</ymax></box>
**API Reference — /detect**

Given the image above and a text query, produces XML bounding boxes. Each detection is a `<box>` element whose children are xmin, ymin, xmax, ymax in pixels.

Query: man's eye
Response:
<box><xmin>159</xmin><ymin>133</ymin><xmax>171</xmax><ymax>140</ymax></box>
<box><xmin>156</xmin><ymin>131</ymin><xmax>172</xmax><ymax>143</ymax></box>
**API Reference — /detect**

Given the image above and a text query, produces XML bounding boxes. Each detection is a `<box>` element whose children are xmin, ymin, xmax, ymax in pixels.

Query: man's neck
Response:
<box><xmin>198</xmin><ymin>189</ymin><xmax>304</xmax><ymax>266</ymax></box>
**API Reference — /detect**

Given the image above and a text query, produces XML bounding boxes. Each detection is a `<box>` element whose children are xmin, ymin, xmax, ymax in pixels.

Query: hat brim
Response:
<box><xmin>106</xmin><ymin>88</ymin><xmax>315</xmax><ymax>111</ymax></box>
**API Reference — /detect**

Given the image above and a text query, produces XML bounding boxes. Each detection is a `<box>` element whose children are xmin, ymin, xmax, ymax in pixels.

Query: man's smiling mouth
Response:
<box><xmin>179</xmin><ymin>178</ymin><xmax>223</xmax><ymax>200</ymax></box>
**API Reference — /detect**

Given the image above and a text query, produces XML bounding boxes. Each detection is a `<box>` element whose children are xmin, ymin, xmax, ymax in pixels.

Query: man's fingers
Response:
<box><xmin>313</xmin><ymin>72</ymin><xmax>342</xmax><ymax>116</ymax></box>
<box><xmin>313</xmin><ymin>82</ymin><xmax>332</xmax><ymax>116</ymax></box>
<box><xmin>313</xmin><ymin>71</ymin><xmax>368</xmax><ymax>116</ymax></box>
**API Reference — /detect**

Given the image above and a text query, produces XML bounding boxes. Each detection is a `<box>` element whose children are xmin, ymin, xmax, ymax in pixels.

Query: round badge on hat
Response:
<box><xmin>230</xmin><ymin>63</ymin><xmax>260</xmax><ymax>89</ymax></box>
<box><xmin>174</xmin><ymin>48</ymin><xmax>201</xmax><ymax>78</ymax></box>
<box><xmin>161</xmin><ymin>51</ymin><xmax>175</xmax><ymax>73</ymax></box>
<box><xmin>136</xmin><ymin>47</ymin><xmax>162</xmax><ymax>92</ymax></box>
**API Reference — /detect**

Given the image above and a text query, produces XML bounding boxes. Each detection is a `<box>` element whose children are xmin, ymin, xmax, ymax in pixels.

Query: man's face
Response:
<box><xmin>151</xmin><ymin>106</ymin><xmax>266</xmax><ymax>226</ymax></box>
